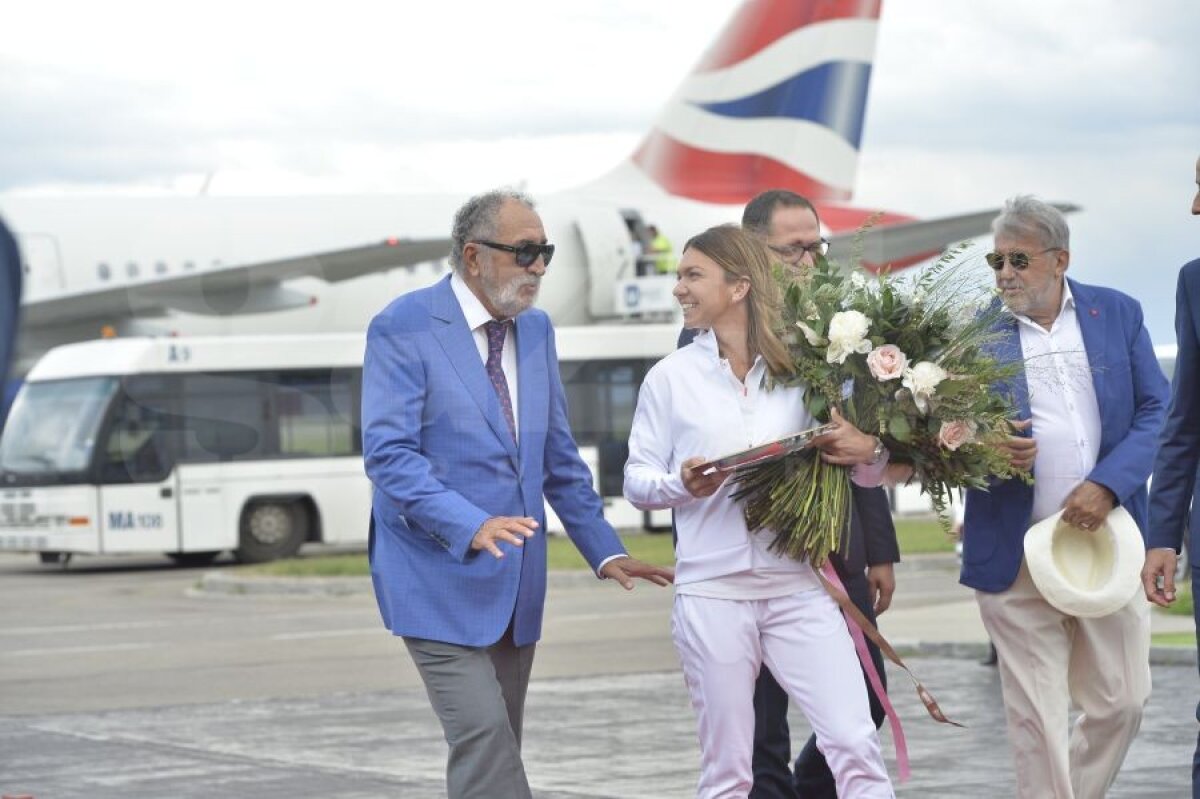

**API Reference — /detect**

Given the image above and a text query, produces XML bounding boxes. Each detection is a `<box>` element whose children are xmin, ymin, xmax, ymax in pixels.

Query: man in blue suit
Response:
<box><xmin>963</xmin><ymin>196</ymin><xmax>1167</xmax><ymax>798</ymax></box>
<box><xmin>362</xmin><ymin>189</ymin><xmax>672</xmax><ymax>799</ymax></box>
<box><xmin>0</xmin><ymin>217</ymin><xmax>20</xmax><ymax>416</ymax></box>
<box><xmin>1141</xmin><ymin>154</ymin><xmax>1200</xmax><ymax>798</ymax></box>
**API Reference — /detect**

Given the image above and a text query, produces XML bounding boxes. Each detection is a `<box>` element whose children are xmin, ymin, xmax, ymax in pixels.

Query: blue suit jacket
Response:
<box><xmin>0</xmin><ymin>217</ymin><xmax>20</xmax><ymax>385</ymax></box>
<box><xmin>1148</xmin><ymin>258</ymin><xmax>1200</xmax><ymax>553</ymax></box>
<box><xmin>362</xmin><ymin>276</ymin><xmax>625</xmax><ymax>647</ymax></box>
<box><xmin>962</xmin><ymin>278</ymin><xmax>1168</xmax><ymax>593</ymax></box>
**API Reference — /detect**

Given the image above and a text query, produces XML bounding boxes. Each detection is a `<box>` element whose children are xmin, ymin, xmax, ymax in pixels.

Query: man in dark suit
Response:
<box><xmin>1141</xmin><ymin>154</ymin><xmax>1200</xmax><ymax>798</ymax></box>
<box><xmin>679</xmin><ymin>189</ymin><xmax>899</xmax><ymax>799</ymax></box>
<box><xmin>362</xmin><ymin>189</ymin><xmax>672</xmax><ymax>799</ymax></box>
<box><xmin>0</xmin><ymin>216</ymin><xmax>21</xmax><ymax>395</ymax></box>
<box><xmin>964</xmin><ymin>195</ymin><xmax>1166</xmax><ymax>797</ymax></box>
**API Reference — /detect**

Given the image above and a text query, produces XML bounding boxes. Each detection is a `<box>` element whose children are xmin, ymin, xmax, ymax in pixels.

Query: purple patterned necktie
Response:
<box><xmin>484</xmin><ymin>319</ymin><xmax>517</xmax><ymax>443</ymax></box>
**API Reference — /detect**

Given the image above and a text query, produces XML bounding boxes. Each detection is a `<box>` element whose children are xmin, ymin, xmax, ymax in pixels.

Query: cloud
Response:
<box><xmin>0</xmin><ymin>0</ymin><xmax>1195</xmax><ymax>344</ymax></box>
<box><xmin>0</xmin><ymin>1</ymin><xmax>727</xmax><ymax>192</ymax></box>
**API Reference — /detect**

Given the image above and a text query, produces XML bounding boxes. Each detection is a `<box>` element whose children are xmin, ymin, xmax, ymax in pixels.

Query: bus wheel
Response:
<box><xmin>38</xmin><ymin>551</ymin><xmax>64</xmax><ymax>565</ymax></box>
<box><xmin>167</xmin><ymin>551</ymin><xmax>221</xmax><ymax>567</ymax></box>
<box><xmin>235</xmin><ymin>500</ymin><xmax>307</xmax><ymax>563</ymax></box>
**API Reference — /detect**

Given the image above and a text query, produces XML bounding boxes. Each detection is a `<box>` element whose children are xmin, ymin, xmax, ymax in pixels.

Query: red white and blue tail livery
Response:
<box><xmin>634</xmin><ymin>0</ymin><xmax>880</xmax><ymax>206</ymax></box>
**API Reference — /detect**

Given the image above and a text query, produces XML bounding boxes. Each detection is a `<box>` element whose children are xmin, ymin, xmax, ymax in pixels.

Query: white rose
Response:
<box><xmin>825</xmin><ymin>310</ymin><xmax>872</xmax><ymax>365</ymax></box>
<box><xmin>902</xmin><ymin>361</ymin><xmax>948</xmax><ymax>414</ymax></box>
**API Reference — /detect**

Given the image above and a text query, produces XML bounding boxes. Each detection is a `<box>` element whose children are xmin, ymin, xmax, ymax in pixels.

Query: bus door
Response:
<box><xmin>94</xmin><ymin>387</ymin><xmax>180</xmax><ymax>554</ymax></box>
<box><xmin>176</xmin><ymin>463</ymin><xmax>229</xmax><ymax>553</ymax></box>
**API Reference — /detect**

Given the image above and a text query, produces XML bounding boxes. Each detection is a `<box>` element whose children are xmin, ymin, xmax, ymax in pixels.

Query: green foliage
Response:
<box><xmin>731</xmin><ymin>449</ymin><xmax>851</xmax><ymax>565</ymax></box>
<box><xmin>735</xmin><ymin>234</ymin><xmax>1030</xmax><ymax>561</ymax></box>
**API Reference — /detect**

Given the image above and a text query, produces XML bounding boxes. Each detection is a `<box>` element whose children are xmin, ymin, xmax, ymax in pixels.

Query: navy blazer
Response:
<box><xmin>0</xmin><ymin>217</ymin><xmax>20</xmax><ymax>385</ymax></box>
<box><xmin>676</xmin><ymin>327</ymin><xmax>899</xmax><ymax>576</ymax></box>
<box><xmin>362</xmin><ymin>276</ymin><xmax>625</xmax><ymax>647</ymax></box>
<box><xmin>1147</xmin><ymin>258</ymin><xmax>1200</xmax><ymax>553</ymax></box>
<box><xmin>962</xmin><ymin>278</ymin><xmax>1168</xmax><ymax>593</ymax></box>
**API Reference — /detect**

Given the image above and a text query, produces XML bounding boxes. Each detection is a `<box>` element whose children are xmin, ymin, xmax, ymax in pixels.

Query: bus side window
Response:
<box><xmin>178</xmin><ymin>374</ymin><xmax>267</xmax><ymax>462</ymax></box>
<box><xmin>99</xmin><ymin>393</ymin><xmax>172</xmax><ymax>483</ymax></box>
<box><xmin>276</xmin><ymin>370</ymin><xmax>357</xmax><ymax>457</ymax></box>
<box><xmin>560</xmin><ymin>358</ymin><xmax>643</xmax><ymax>497</ymax></box>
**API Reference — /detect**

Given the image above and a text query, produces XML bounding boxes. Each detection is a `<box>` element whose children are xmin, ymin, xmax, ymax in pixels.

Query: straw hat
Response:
<box><xmin>1023</xmin><ymin>506</ymin><xmax>1143</xmax><ymax>618</ymax></box>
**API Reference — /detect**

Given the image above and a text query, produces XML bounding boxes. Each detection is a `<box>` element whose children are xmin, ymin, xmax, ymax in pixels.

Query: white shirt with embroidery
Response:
<box><xmin>1013</xmin><ymin>283</ymin><xmax>1102</xmax><ymax>524</ymax></box>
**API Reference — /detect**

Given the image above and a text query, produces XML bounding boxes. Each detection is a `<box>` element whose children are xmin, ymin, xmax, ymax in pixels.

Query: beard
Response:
<box><xmin>996</xmin><ymin>277</ymin><xmax>1039</xmax><ymax>316</ymax></box>
<box><xmin>482</xmin><ymin>268</ymin><xmax>541</xmax><ymax>318</ymax></box>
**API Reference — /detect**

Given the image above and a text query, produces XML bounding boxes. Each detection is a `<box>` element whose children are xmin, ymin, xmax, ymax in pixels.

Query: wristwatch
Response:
<box><xmin>869</xmin><ymin>436</ymin><xmax>886</xmax><ymax>464</ymax></box>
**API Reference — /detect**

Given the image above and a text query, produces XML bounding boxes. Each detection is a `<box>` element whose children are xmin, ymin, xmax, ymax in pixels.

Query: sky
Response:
<box><xmin>2</xmin><ymin>0</ymin><xmax>1197</xmax><ymax>343</ymax></box>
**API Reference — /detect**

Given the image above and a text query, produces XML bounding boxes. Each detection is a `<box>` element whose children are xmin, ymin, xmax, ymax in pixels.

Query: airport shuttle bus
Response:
<box><xmin>0</xmin><ymin>325</ymin><xmax>678</xmax><ymax>565</ymax></box>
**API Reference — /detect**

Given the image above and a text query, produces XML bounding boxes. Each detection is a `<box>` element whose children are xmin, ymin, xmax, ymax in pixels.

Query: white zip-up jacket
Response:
<box><xmin>624</xmin><ymin>331</ymin><xmax>883</xmax><ymax>596</ymax></box>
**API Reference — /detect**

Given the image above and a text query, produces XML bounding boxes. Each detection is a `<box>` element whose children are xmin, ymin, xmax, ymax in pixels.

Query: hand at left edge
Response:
<box><xmin>1060</xmin><ymin>480</ymin><xmax>1117</xmax><ymax>531</ymax></box>
<box><xmin>600</xmin><ymin>556</ymin><xmax>675</xmax><ymax>590</ymax></box>
<box><xmin>866</xmin><ymin>563</ymin><xmax>896</xmax><ymax>615</ymax></box>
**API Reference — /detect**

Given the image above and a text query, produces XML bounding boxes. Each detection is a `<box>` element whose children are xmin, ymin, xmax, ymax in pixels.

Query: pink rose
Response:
<box><xmin>866</xmin><ymin>344</ymin><xmax>908</xmax><ymax>381</ymax></box>
<box><xmin>937</xmin><ymin>419</ymin><xmax>977</xmax><ymax>451</ymax></box>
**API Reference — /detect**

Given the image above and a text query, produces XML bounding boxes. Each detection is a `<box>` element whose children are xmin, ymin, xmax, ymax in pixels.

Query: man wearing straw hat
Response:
<box><xmin>962</xmin><ymin>195</ymin><xmax>1168</xmax><ymax>798</ymax></box>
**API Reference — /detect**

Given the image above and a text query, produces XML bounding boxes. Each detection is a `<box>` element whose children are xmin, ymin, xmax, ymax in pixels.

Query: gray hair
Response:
<box><xmin>449</xmin><ymin>188</ymin><xmax>536</xmax><ymax>273</ymax></box>
<box><xmin>991</xmin><ymin>195</ymin><xmax>1070</xmax><ymax>251</ymax></box>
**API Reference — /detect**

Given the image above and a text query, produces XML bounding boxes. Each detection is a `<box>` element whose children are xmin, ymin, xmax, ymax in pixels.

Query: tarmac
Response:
<box><xmin>3</xmin><ymin>552</ymin><xmax>1199</xmax><ymax>798</ymax></box>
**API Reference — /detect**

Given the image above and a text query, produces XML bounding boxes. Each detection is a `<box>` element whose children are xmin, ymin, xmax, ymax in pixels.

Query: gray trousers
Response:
<box><xmin>404</xmin><ymin>630</ymin><xmax>536</xmax><ymax>799</ymax></box>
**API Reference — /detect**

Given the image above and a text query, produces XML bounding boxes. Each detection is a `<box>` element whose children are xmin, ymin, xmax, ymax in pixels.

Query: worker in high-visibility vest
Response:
<box><xmin>647</xmin><ymin>225</ymin><xmax>676</xmax><ymax>274</ymax></box>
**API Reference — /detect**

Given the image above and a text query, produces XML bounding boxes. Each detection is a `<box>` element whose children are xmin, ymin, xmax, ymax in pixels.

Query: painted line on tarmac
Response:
<box><xmin>549</xmin><ymin>609</ymin><xmax>665</xmax><ymax>623</ymax></box>
<box><xmin>271</xmin><ymin>627</ymin><xmax>382</xmax><ymax>641</ymax></box>
<box><xmin>0</xmin><ymin>620</ymin><xmax>170</xmax><ymax>636</ymax></box>
<box><xmin>4</xmin><ymin>641</ymin><xmax>158</xmax><ymax>657</ymax></box>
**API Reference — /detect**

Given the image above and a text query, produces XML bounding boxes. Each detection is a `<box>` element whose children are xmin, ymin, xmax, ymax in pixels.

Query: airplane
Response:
<box><xmin>1</xmin><ymin>0</ymin><xmax>1012</xmax><ymax>381</ymax></box>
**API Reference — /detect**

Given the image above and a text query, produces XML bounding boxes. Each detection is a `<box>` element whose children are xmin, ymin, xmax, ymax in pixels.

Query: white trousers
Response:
<box><xmin>976</xmin><ymin>560</ymin><xmax>1152</xmax><ymax>799</ymax></box>
<box><xmin>671</xmin><ymin>590</ymin><xmax>893</xmax><ymax>799</ymax></box>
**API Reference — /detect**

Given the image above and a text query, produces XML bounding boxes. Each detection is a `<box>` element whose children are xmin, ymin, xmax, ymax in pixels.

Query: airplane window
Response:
<box><xmin>155</xmin><ymin>261</ymin><xmax>168</xmax><ymax>275</ymax></box>
<box><xmin>126</xmin><ymin>262</ymin><xmax>139</xmax><ymax>278</ymax></box>
<box><xmin>97</xmin><ymin>262</ymin><xmax>111</xmax><ymax>280</ymax></box>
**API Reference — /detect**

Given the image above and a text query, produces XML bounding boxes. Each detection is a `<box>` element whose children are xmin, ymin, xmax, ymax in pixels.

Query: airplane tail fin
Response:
<box><xmin>630</xmin><ymin>0</ymin><xmax>881</xmax><ymax>206</ymax></box>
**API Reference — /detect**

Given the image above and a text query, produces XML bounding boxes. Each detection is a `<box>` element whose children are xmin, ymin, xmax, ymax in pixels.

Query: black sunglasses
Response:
<box><xmin>473</xmin><ymin>239</ymin><xmax>555</xmax><ymax>268</ymax></box>
<box><xmin>985</xmin><ymin>248</ymin><xmax>1059</xmax><ymax>271</ymax></box>
<box><xmin>769</xmin><ymin>237</ymin><xmax>829</xmax><ymax>260</ymax></box>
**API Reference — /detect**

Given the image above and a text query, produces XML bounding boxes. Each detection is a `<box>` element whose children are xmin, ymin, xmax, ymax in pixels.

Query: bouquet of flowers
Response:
<box><xmin>731</xmin><ymin>243</ymin><xmax>1029</xmax><ymax>565</ymax></box>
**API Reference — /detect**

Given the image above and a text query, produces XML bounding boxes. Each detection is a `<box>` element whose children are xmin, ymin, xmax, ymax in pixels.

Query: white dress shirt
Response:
<box><xmin>1014</xmin><ymin>282</ymin><xmax>1102</xmax><ymax>523</ymax></box>
<box><xmin>451</xmin><ymin>273</ymin><xmax>519</xmax><ymax>435</ymax></box>
<box><xmin>624</xmin><ymin>331</ymin><xmax>885</xmax><ymax>598</ymax></box>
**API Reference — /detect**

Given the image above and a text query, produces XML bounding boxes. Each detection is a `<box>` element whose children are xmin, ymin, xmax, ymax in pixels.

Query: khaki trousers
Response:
<box><xmin>976</xmin><ymin>560</ymin><xmax>1151</xmax><ymax>799</ymax></box>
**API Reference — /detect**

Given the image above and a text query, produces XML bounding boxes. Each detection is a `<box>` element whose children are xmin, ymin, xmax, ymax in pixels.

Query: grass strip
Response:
<box><xmin>237</xmin><ymin>517</ymin><xmax>953</xmax><ymax>577</ymax></box>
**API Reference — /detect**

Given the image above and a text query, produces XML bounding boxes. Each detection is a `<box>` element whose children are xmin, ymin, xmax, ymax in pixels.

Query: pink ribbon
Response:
<box><xmin>819</xmin><ymin>560</ymin><xmax>911</xmax><ymax>782</ymax></box>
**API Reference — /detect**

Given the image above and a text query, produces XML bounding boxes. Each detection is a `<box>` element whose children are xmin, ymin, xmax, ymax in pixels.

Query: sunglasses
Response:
<box><xmin>473</xmin><ymin>239</ymin><xmax>555</xmax><ymax>268</ymax></box>
<box><xmin>769</xmin><ymin>237</ymin><xmax>829</xmax><ymax>260</ymax></box>
<box><xmin>985</xmin><ymin>248</ymin><xmax>1060</xmax><ymax>271</ymax></box>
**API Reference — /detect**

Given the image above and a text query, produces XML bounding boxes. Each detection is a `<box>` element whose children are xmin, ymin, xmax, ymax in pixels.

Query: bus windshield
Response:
<box><xmin>0</xmin><ymin>377</ymin><xmax>118</xmax><ymax>476</ymax></box>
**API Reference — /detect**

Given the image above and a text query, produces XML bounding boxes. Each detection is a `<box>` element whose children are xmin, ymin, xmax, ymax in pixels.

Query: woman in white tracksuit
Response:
<box><xmin>623</xmin><ymin>225</ymin><xmax>894</xmax><ymax>799</ymax></box>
